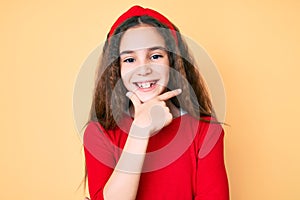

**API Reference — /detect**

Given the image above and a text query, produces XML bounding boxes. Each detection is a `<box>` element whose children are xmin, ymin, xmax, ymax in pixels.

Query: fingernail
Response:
<box><xmin>126</xmin><ymin>92</ymin><xmax>132</xmax><ymax>98</ymax></box>
<box><xmin>177</xmin><ymin>89</ymin><xmax>182</xmax><ymax>94</ymax></box>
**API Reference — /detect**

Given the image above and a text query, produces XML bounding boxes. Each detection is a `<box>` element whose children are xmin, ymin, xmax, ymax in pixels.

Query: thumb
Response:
<box><xmin>126</xmin><ymin>91</ymin><xmax>141</xmax><ymax>108</ymax></box>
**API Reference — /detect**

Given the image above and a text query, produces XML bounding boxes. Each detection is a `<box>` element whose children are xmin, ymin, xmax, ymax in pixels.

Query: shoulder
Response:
<box><xmin>179</xmin><ymin>114</ymin><xmax>223</xmax><ymax>134</ymax></box>
<box><xmin>179</xmin><ymin>114</ymin><xmax>225</xmax><ymax>158</ymax></box>
<box><xmin>83</xmin><ymin>121</ymin><xmax>108</xmax><ymax>146</ymax></box>
<box><xmin>198</xmin><ymin>116</ymin><xmax>224</xmax><ymax>134</ymax></box>
<box><xmin>84</xmin><ymin>121</ymin><xmax>103</xmax><ymax>132</ymax></box>
<box><xmin>83</xmin><ymin>121</ymin><xmax>107</xmax><ymax>138</ymax></box>
<box><xmin>83</xmin><ymin>118</ymin><xmax>131</xmax><ymax>147</ymax></box>
<box><xmin>83</xmin><ymin>121</ymin><xmax>121</xmax><ymax>168</ymax></box>
<box><xmin>83</xmin><ymin>120</ymin><xmax>122</xmax><ymax>146</ymax></box>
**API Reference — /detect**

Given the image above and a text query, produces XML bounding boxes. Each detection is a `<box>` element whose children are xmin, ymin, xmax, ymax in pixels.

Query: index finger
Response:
<box><xmin>158</xmin><ymin>89</ymin><xmax>182</xmax><ymax>101</ymax></box>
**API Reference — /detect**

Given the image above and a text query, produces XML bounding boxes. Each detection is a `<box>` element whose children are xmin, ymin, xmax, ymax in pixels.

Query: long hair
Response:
<box><xmin>88</xmin><ymin>15</ymin><xmax>216</xmax><ymax>130</ymax></box>
<box><xmin>81</xmin><ymin>15</ymin><xmax>220</xmax><ymax>195</ymax></box>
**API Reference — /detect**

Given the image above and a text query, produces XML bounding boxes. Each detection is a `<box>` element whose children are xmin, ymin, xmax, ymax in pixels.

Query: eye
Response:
<box><xmin>123</xmin><ymin>58</ymin><xmax>135</xmax><ymax>63</ymax></box>
<box><xmin>151</xmin><ymin>54</ymin><xmax>163</xmax><ymax>60</ymax></box>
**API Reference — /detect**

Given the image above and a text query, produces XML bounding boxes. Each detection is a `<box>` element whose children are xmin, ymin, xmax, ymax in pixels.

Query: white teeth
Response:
<box><xmin>140</xmin><ymin>82</ymin><xmax>151</xmax><ymax>88</ymax></box>
<box><xmin>136</xmin><ymin>81</ymin><xmax>156</xmax><ymax>89</ymax></box>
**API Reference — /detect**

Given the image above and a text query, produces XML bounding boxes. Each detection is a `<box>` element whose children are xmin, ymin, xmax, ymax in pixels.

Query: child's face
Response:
<box><xmin>119</xmin><ymin>25</ymin><xmax>170</xmax><ymax>102</ymax></box>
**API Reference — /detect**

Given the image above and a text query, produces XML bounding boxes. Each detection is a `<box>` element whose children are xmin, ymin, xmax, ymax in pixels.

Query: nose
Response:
<box><xmin>137</xmin><ymin>64</ymin><xmax>152</xmax><ymax>76</ymax></box>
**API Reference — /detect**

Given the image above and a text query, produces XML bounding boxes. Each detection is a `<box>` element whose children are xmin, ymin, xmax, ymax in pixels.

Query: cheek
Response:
<box><xmin>163</xmin><ymin>67</ymin><xmax>170</xmax><ymax>83</ymax></box>
<box><xmin>120</xmin><ymin>65</ymin><xmax>130</xmax><ymax>82</ymax></box>
<box><xmin>163</xmin><ymin>59</ymin><xmax>170</xmax><ymax>83</ymax></box>
<box><xmin>120</xmin><ymin>66</ymin><xmax>133</xmax><ymax>90</ymax></box>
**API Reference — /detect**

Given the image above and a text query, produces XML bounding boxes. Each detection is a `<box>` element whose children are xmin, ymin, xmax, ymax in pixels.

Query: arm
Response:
<box><xmin>84</xmin><ymin>89</ymin><xmax>181</xmax><ymax>200</ymax></box>
<box><xmin>102</xmin><ymin>127</ymin><xmax>150</xmax><ymax>200</ymax></box>
<box><xmin>84</xmin><ymin>120</ymin><xmax>150</xmax><ymax>200</ymax></box>
<box><xmin>84</xmin><ymin>119</ymin><xmax>151</xmax><ymax>200</ymax></box>
<box><xmin>194</xmin><ymin>124</ymin><xmax>230</xmax><ymax>200</ymax></box>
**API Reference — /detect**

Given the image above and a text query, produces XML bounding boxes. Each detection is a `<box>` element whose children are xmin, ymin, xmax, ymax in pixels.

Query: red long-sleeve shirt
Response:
<box><xmin>84</xmin><ymin>114</ymin><xmax>229</xmax><ymax>200</ymax></box>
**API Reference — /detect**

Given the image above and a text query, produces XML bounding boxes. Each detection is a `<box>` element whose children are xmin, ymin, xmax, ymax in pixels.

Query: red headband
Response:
<box><xmin>108</xmin><ymin>5</ymin><xmax>178</xmax><ymax>43</ymax></box>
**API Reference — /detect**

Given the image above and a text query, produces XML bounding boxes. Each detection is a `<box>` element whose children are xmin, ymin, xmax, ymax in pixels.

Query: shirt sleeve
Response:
<box><xmin>194</xmin><ymin>123</ymin><xmax>230</xmax><ymax>200</ymax></box>
<box><xmin>83</xmin><ymin>122</ymin><xmax>117</xmax><ymax>200</ymax></box>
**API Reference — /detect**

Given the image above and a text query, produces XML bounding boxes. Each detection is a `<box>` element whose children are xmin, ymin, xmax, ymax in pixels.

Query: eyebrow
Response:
<box><xmin>119</xmin><ymin>46</ymin><xmax>167</xmax><ymax>56</ymax></box>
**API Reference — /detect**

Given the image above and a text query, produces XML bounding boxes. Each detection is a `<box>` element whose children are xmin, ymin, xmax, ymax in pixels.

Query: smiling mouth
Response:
<box><xmin>133</xmin><ymin>80</ymin><xmax>158</xmax><ymax>89</ymax></box>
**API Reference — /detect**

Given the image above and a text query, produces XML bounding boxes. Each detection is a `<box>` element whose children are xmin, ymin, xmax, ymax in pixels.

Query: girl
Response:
<box><xmin>83</xmin><ymin>5</ymin><xmax>229</xmax><ymax>200</ymax></box>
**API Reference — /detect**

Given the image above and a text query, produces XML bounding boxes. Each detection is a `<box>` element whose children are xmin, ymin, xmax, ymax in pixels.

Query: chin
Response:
<box><xmin>136</xmin><ymin>92</ymin><xmax>157</xmax><ymax>103</ymax></box>
<box><xmin>136</xmin><ymin>87</ymin><xmax>165</xmax><ymax>102</ymax></box>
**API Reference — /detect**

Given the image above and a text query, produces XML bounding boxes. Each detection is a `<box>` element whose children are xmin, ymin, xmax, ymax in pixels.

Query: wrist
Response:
<box><xmin>129</xmin><ymin>123</ymin><xmax>152</xmax><ymax>139</ymax></box>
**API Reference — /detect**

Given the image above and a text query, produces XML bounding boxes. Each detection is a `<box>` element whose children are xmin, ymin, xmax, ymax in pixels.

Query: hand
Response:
<box><xmin>84</xmin><ymin>198</ymin><xmax>90</xmax><ymax>200</ymax></box>
<box><xmin>126</xmin><ymin>89</ymin><xmax>182</xmax><ymax>136</ymax></box>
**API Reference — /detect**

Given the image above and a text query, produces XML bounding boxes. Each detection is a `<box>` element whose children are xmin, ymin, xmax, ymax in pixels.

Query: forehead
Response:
<box><xmin>119</xmin><ymin>25</ymin><xmax>166</xmax><ymax>53</ymax></box>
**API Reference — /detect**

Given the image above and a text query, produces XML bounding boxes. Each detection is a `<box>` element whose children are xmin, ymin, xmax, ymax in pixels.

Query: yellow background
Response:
<box><xmin>1</xmin><ymin>0</ymin><xmax>299</xmax><ymax>199</ymax></box>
